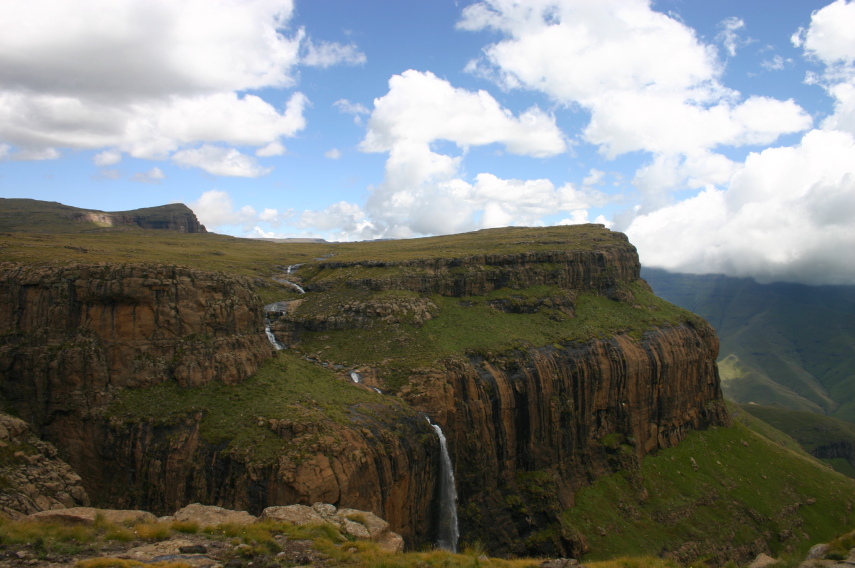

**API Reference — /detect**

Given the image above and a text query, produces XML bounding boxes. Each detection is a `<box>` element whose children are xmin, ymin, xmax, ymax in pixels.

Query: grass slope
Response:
<box><xmin>642</xmin><ymin>268</ymin><xmax>855</xmax><ymax>420</ymax></box>
<box><xmin>738</xmin><ymin>403</ymin><xmax>855</xmax><ymax>478</ymax></box>
<box><xmin>563</xmin><ymin>409</ymin><xmax>855</xmax><ymax>565</ymax></box>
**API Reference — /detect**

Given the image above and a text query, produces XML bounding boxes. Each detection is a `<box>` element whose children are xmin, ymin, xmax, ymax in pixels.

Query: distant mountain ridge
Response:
<box><xmin>642</xmin><ymin>267</ymin><xmax>855</xmax><ymax>421</ymax></box>
<box><xmin>0</xmin><ymin>198</ymin><xmax>206</xmax><ymax>233</ymax></box>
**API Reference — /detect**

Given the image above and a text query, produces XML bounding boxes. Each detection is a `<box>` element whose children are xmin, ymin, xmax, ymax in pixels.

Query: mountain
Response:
<box><xmin>0</xmin><ymin>198</ymin><xmax>207</xmax><ymax>233</ymax></box>
<box><xmin>642</xmin><ymin>268</ymin><xmax>855</xmax><ymax>421</ymax></box>
<box><xmin>1</xmin><ymin>200</ymin><xmax>854</xmax><ymax>565</ymax></box>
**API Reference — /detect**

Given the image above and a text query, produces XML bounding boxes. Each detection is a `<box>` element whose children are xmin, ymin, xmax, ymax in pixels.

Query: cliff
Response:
<box><xmin>0</xmin><ymin>225</ymin><xmax>728</xmax><ymax>557</ymax></box>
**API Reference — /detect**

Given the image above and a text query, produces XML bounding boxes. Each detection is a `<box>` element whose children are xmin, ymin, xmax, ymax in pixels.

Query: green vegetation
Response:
<box><xmin>737</xmin><ymin>403</ymin><xmax>855</xmax><ymax>477</ymax></box>
<box><xmin>643</xmin><ymin>268</ymin><xmax>855</xmax><ymax>421</ymax></box>
<box><xmin>106</xmin><ymin>351</ymin><xmax>390</xmax><ymax>464</ymax></box>
<box><xmin>293</xmin><ymin>282</ymin><xmax>701</xmax><ymax>391</ymax></box>
<box><xmin>561</xmin><ymin>414</ymin><xmax>855</xmax><ymax>565</ymax></box>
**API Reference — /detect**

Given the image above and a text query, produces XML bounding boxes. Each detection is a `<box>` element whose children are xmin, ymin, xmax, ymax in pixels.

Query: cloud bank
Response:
<box><xmin>0</xmin><ymin>0</ymin><xmax>360</xmax><ymax>175</ymax></box>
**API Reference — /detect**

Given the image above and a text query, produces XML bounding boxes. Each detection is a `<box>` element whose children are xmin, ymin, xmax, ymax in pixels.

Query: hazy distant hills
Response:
<box><xmin>643</xmin><ymin>268</ymin><xmax>855</xmax><ymax>421</ymax></box>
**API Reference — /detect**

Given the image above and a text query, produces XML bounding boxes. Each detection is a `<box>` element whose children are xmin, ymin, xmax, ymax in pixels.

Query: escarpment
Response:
<box><xmin>0</xmin><ymin>224</ymin><xmax>728</xmax><ymax>556</ymax></box>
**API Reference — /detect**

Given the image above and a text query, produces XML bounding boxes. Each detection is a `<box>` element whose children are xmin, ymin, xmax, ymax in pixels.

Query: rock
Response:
<box><xmin>805</xmin><ymin>543</ymin><xmax>829</xmax><ymax>560</ymax></box>
<box><xmin>174</xmin><ymin>503</ymin><xmax>257</xmax><ymax>527</ymax></box>
<box><xmin>25</xmin><ymin>506</ymin><xmax>156</xmax><ymax>525</ymax></box>
<box><xmin>335</xmin><ymin>508</ymin><xmax>390</xmax><ymax>539</ymax></box>
<box><xmin>749</xmin><ymin>553</ymin><xmax>778</xmax><ymax>568</ymax></box>
<box><xmin>260</xmin><ymin>504</ymin><xmax>327</xmax><ymax>525</ymax></box>
<box><xmin>377</xmin><ymin>531</ymin><xmax>405</xmax><ymax>554</ymax></box>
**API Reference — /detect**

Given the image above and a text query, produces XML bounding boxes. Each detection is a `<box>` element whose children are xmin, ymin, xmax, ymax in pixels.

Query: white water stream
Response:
<box><xmin>426</xmin><ymin>416</ymin><xmax>459</xmax><ymax>553</ymax></box>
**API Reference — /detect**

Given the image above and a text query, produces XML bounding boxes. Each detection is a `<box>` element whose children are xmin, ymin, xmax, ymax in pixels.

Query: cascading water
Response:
<box><xmin>275</xmin><ymin>264</ymin><xmax>306</xmax><ymax>294</ymax></box>
<box><xmin>350</xmin><ymin>371</ymin><xmax>361</xmax><ymax>383</ymax></box>
<box><xmin>425</xmin><ymin>416</ymin><xmax>459</xmax><ymax>553</ymax></box>
<box><xmin>265</xmin><ymin>324</ymin><xmax>284</xmax><ymax>350</ymax></box>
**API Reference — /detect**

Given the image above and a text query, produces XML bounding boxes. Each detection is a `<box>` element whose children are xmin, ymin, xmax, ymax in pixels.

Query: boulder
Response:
<box><xmin>260</xmin><ymin>504</ymin><xmax>326</xmax><ymax>525</ymax></box>
<box><xmin>174</xmin><ymin>503</ymin><xmax>257</xmax><ymax>527</ymax></box>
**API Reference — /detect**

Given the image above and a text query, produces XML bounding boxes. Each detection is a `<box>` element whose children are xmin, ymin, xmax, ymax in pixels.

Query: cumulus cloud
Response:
<box><xmin>173</xmin><ymin>145</ymin><xmax>272</xmax><ymax>178</ymax></box>
<box><xmin>341</xmin><ymin>70</ymin><xmax>579</xmax><ymax>238</ymax></box>
<box><xmin>459</xmin><ymin>0</ymin><xmax>810</xmax><ymax>159</ymax></box>
<box><xmin>325</xmin><ymin>148</ymin><xmax>342</xmax><ymax>159</ymax></box>
<box><xmin>190</xmin><ymin>190</ymin><xmax>263</xmax><ymax>230</ymax></box>
<box><xmin>0</xmin><ymin>0</ymin><xmax>345</xmax><ymax>173</ymax></box>
<box><xmin>361</xmin><ymin>70</ymin><xmax>566</xmax><ymax>157</ymax></box>
<box><xmin>795</xmin><ymin>0</ymin><xmax>855</xmax><ymax>65</ymax></box>
<box><xmin>626</xmin><ymin>129</ymin><xmax>855</xmax><ymax>285</ymax></box>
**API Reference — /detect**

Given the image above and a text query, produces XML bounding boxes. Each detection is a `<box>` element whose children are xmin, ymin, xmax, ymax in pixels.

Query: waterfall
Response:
<box><xmin>265</xmin><ymin>324</ymin><xmax>284</xmax><ymax>350</ymax></box>
<box><xmin>350</xmin><ymin>371</ymin><xmax>361</xmax><ymax>383</ymax></box>
<box><xmin>426</xmin><ymin>416</ymin><xmax>459</xmax><ymax>553</ymax></box>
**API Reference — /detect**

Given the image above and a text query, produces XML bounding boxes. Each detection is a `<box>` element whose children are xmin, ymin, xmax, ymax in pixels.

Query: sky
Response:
<box><xmin>1</xmin><ymin>0</ymin><xmax>855</xmax><ymax>286</ymax></box>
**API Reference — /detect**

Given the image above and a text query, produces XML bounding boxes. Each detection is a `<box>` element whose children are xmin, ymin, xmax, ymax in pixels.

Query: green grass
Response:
<box><xmin>736</xmin><ymin>403</ymin><xmax>855</xmax><ymax>477</ymax></box>
<box><xmin>561</xmin><ymin>418</ymin><xmax>855</xmax><ymax>566</ymax></box>
<box><xmin>293</xmin><ymin>282</ymin><xmax>703</xmax><ymax>391</ymax></box>
<box><xmin>106</xmin><ymin>351</ymin><xmax>398</xmax><ymax>464</ymax></box>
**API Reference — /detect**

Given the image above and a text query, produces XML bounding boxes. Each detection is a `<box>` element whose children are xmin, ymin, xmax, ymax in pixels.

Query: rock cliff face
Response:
<box><xmin>88</xmin><ymin>402</ymin><xmax>439</xmax><ymax>546</ymax></box>
<box><xmin>401</xmin><ymin>324</ymin><xmax>726</xmax><ymax>555</ymax></box>
<box><xmin>0</xmin><ymin>263</ymin><xmax>271</xmax><ymax>504</ymax></box>
<box><xmin>0</xmin><ymin>225</ymin><xmax>727</xmax><ymax>556</ymax></box>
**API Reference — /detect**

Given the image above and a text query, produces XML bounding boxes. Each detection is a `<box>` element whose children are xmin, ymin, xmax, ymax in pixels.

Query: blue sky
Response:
<box><xmin>1</xmin><ymin>0</ymin><xmax>855</xmax><ymax>285</ymax></box>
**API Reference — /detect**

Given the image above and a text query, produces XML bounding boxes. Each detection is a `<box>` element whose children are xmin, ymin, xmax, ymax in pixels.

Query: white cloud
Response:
<box><xmin>360</xmin><ymin>70</ymin><xmax>566</xmax><ymax>157</ymax></box>
<box><xmin>131</xmin><ymin>167</ymin><xmax>166</xmax><ymax>184</ymax></box>
<box><xmin>716</xmin><ymin>17</ymin><xmax>747</xmax><ymax>57</ymax></box>
<box><xmin>341</xmin><ymin>69</ymin><xmax>574</xmax><ymax>238</ymax></box>
<box><xmin>256</xmin><ymin>141</ymin><xmax>287</xmax><ymax>157</ymax></box>
<box><xmin>626</xmin><ymin>129</ymin><xmax>855</xmax><ymax>285</ymax></box>
<box><xmin>334</xmin><ymin>99</ymin><xmax>370</xmax><ymax>125</ymax></box>
<box><xmin>173</xmin><ymin>145</ymin><xmax>272</xmax><ymax>178</ymax></box>
<box><xmin>190</xmin><ymin>190</ymin><xmax>262</xmax><ymax>230</ymax></box>
<box><xmin>94</xmin><ymin>149</ymin><xmax>122</xmax><ymax>166</ymax></box>
<box><xmin>302</xmin><ymin>38</ymin><xmax>366</xmax><ymax>67</ymax></box>
<box><xmin>0</xmin><ymin>0</ymin><xmax>342</xmax><ymax>172</ymax></box>
<box><xmin>325</xmin><ymin>148</ymin><xmax>342</xmax><ymax>159</ymax></box>
<box><xmin>761</xmin><ymin>55</ymin><xmax>790</xmax><ymax>71</ymax></box>
<box><xmin>459</xmin><ymin>0</ymin><xmax>810</xmax><ymax>159</ymax></box>
<box><xmin>797</xmin><ymin>0</ymin><xmax>855</xmax><ymax>65</ymax></box>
